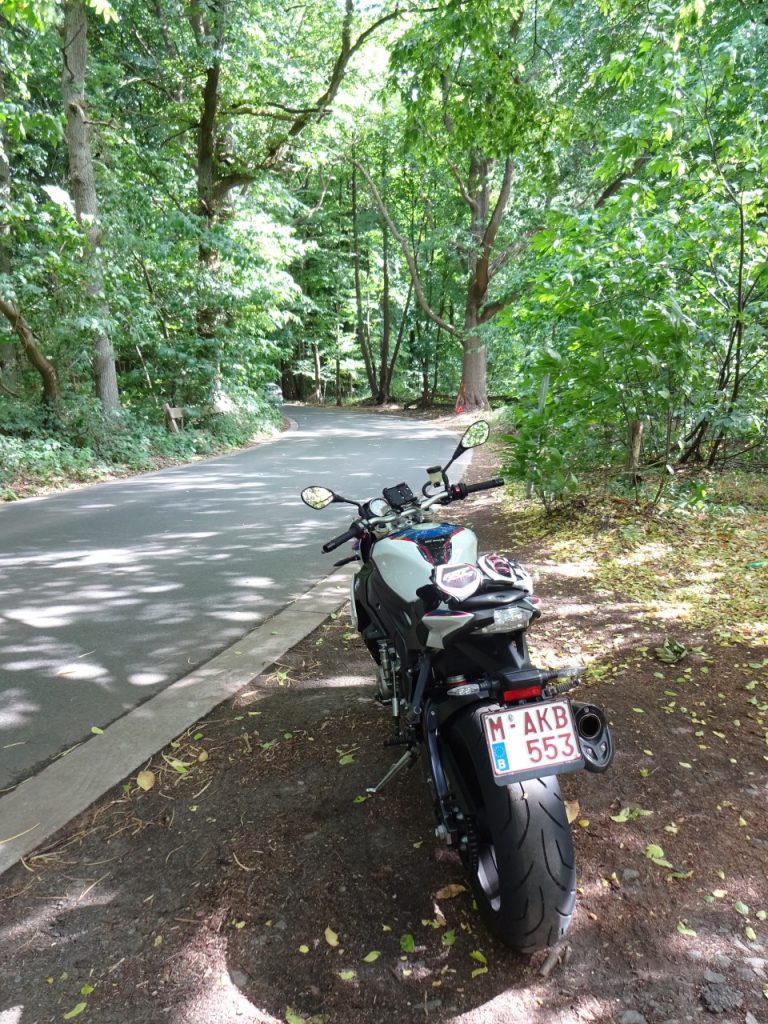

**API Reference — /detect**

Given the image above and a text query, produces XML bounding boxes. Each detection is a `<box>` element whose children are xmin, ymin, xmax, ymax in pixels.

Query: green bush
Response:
<box><xmin>0</xmin><ymin>388</ymin><xmax>282</xmax><ymax>495</ymax></box>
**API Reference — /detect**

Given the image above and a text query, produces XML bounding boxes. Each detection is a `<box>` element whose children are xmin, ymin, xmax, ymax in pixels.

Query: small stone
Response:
<box><xmin>618</xmin><ymin>1012</ymin><xmax>647</xmax><ymax>1024</ymax></box>
<box><xmin>622</xmin><ymin>869</ymin><xmax>640</xmax><ymax>883</ymax></box>
<box><xmin>711</xmin><ymin>954</ymin><xmax>731</xmax><ymax>970</ymax></box>
<box><xmin>229</xmin><ymin>969</ymin><xmax>248</xmax><ymax>989</ymax></box>
<box><xmin>686</xmin><ymin>949</ymin><xmax>704</xmax><ymax>961</ymax></box>
<box><xmin>744</xmin><ymin>956</ymin><xmax>766</xmax><ymax>978</ymax></box>
<box><xmin>700</xmin><ymin>983</ymin><xmax>743</xmax><ymax>1014</ymax></box>
<box><xmin>703</xmin><ymin>971</ymin><xmax>726</xmax><ymax>984</ymax></box>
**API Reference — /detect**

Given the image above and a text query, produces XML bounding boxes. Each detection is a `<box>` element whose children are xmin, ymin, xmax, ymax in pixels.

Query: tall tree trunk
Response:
<box><xmin>0</xmin><ymin>64</ymin><xmax>18</xmax><ymax>392</ymax></box>
<box><xmin>61</xmin><ymin>0</ymin><xmax>120</xmax><ymax>413</ymax></box>
<box><xmin>351</xmin><ymin>160</ymin><xmax>377</xmax><ymax>397</ymax></box>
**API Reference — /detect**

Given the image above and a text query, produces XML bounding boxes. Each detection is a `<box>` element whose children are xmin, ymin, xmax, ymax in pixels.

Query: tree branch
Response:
<box><xmin>0</xmin><ymin>295</ymin><xmax>59</xmax><ymax>405</ymax></box>
<box><xmin>354</xmin><ymin>160</ymin><xmax>462</xmax><ymax>340</ymax></box>
<box><xmin>480</xmin><ymin>157</ymin><xmax>514</xmax><ymax>260</ymax></box>
<box><xmin>594</xmin><ymin>154</ymin><xmax>650</xmax><ymax>208</ymax></box>
<box><xmin>213</xmin><ymin>171</ymin><xmax>258</xmax><ymax>200</ymax></box>
<box><xmin>445</xmin><ymin>154</ymin><xmax>479</xmax><ymax>213</ymax></box>
<box><xmin>260</xmin><ymin>3</ymin><xmax>402</xmax><ymax>169</ymax></box>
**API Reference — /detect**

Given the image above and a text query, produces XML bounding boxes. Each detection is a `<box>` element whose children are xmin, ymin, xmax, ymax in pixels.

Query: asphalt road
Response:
<box><xmin>0</xmin><ymin>407</ymin><xmax>463</xmax><ymax>791</ymax></box>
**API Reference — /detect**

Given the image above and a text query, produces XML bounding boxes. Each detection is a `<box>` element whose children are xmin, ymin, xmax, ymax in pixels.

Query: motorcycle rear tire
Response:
<box><xmin>442</xmin><ymin>704</ymin><xmax>576</xmax><ymax>952</ymax></box>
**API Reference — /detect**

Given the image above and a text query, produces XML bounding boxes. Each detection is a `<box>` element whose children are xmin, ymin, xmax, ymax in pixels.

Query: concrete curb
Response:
<box><xmin>0</xmin><ymin>564</ymin><xmax>355</xmax><ymax>877</ymax></box>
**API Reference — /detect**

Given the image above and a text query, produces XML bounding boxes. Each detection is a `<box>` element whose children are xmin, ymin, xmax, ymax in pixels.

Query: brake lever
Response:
<box><xmin>333</xmin><ymin>554</ymin><xmax>360</xmax><ymax>567</ymax></box>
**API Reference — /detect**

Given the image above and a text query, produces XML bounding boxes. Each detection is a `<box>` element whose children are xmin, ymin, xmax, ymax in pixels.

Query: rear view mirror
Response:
<box><xmin>301</xmin><ymin>486</ymin><xmax>335</xmax><ymax>509</ymax></box>
<box><xmin>460</xmin><ymin>421</ymin><xmax>490</xmax><ymax>450</ymax></box>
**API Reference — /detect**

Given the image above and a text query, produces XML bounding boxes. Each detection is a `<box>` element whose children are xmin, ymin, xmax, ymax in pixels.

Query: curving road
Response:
<box><xmin>0</xmin><ymin>407</ymin><xmax>464</xmax><ymax>790</ymax></box>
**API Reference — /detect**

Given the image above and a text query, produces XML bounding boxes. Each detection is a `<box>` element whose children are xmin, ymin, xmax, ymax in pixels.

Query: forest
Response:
<box><xmin>0</xmin><ymin>0</ymin><xmax>766</xmax><ymax>504</ymax></box>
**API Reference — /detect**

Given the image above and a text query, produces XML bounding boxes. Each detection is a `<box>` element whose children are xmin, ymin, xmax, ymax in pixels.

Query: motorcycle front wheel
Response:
<box><xmin>441</xmin><ymin>703</ymin><xmax>577</xmax><ymax>952</ymax></box>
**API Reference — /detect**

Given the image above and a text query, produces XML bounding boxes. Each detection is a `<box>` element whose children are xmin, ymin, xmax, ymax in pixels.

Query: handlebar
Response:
<box><xmin>319</xmin><ymin>478</ymin><xmax>504</xmax><ymax>553</ymax></box>
<box><xmin>322</xmin><ymin>522</ymin><xmax>363</xmax><ymax>553</ymax></box>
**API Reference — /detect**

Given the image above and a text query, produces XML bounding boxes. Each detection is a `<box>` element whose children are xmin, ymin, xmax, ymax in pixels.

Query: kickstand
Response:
<box><xmin>366</xmin><ymin>748</ymin><xmax>419</xmax><ymax>795</ymax></box>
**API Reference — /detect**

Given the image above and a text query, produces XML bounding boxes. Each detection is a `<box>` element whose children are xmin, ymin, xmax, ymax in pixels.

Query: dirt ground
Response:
<box><xmin>1</xmin><ymin>447</ymin><xmax>767</xmax><ymax>1024</ymax></box>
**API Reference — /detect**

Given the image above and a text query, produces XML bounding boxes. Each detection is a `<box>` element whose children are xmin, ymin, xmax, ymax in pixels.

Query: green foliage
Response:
<box><xmin>1</xmin><ymin>0</ymin><xmax>766</xmax><ymax>494</ymax></box>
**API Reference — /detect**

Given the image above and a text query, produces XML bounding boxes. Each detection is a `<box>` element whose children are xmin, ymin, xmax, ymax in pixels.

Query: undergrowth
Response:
<box><xmin>0</xmin><ymin>393</ymin><xmax>282</xmax><ymax>499</ymax></box>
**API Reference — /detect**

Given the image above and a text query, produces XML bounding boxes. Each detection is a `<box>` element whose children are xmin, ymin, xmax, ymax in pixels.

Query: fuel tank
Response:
<box><xmin>371</xmin><ymin>522</ymin><xmax>478</xmax><ymax>602</ymax></box>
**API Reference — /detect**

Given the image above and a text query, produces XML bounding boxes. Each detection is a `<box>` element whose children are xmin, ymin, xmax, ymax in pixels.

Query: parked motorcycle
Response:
<box><xmin>301</xmin><ymin>421</ymin><xmax>613</xmax><ymax>952</ymax></box>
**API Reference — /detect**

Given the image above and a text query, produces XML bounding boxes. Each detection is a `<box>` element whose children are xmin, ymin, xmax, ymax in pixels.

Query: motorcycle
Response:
<box><xmin>301</xmin><ymin>421</ymin><xmax>613</xmax><ymax>952</ymax></box>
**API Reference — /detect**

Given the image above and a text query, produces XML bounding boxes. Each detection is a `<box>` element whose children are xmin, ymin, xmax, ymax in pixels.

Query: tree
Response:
<box><xmin>61</xmin><ymin>0</ymin><xmax>120</xmax><ymax>412</ymax></box>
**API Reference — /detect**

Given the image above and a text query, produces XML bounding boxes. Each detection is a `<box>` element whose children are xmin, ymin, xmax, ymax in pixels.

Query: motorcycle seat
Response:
<box><xmin>452</xmin><ymin>588</ymin><xmax>529</xmax><ymax>611</ymax></box>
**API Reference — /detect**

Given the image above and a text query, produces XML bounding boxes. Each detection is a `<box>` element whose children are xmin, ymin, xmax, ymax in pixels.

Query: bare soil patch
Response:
<box><xmin>1</xmin><ymin>447</ymin><xmax>766</xmax><ymax>1024</ymax></box>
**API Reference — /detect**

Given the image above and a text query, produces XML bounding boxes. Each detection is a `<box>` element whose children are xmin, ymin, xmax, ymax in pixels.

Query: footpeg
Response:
<box><xmin>384</xmin><ymin>733</ymin><xmax>411</xmax><ymax>747</ymax></box>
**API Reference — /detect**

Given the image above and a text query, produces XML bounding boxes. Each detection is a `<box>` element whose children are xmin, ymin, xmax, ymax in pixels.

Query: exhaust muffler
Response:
<box><xmin>573</xmin><ymin>702</ymin><xmax>614</xmax><ymax>773</ymax></box>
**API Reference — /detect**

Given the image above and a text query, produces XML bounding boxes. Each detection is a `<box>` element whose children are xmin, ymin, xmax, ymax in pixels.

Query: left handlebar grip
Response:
<box><xmin>322</xmin><ymin>524</ymin><xmax>361</xmax><ymax>553</ymax></box>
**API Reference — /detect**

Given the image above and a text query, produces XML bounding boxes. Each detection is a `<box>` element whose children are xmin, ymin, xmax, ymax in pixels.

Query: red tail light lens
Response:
<box><xmin>503</xmin><ymin>685</ymin><xmax>542</xmax><ymax>702</ymax></box>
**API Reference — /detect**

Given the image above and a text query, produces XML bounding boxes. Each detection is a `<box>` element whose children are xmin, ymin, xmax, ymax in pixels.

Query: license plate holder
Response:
<box><xmin>481</xmin><ymin>699</ymin><xmax>584</xmax><ymax>786</ymax></box>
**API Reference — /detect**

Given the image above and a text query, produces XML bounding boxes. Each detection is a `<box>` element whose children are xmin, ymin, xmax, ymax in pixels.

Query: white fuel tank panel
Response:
<box><xmin>371</xmin><ymin>522</ymin><xmax>478</xmax><ymax>602</ymax></box>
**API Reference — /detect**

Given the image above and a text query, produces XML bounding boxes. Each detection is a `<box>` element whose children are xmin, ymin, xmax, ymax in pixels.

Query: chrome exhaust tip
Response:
<box><xmin>573</xmin><ymin>702</ymin><xmax>614</xmax><ymax>773</ymax></box>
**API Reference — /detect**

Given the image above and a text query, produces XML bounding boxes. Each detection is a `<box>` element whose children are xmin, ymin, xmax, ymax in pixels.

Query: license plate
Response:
<box><xmin>482</xmin><ymin>699</ymin><xmax>584</xmax><ymax>785</ymax></box>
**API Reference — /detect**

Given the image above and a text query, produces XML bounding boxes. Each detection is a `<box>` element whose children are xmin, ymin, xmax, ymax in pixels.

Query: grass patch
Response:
<box><xmin>500</xmin><ymin>474</ymin><xmax>768</xmax><ymax>646</ymax></box>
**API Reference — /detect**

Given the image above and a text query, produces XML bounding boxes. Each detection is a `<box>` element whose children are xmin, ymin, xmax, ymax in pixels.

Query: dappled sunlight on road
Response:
<box><xmin>0</xmin><ymin>407</ymin><xmax>458</xmax><ymax>791</ymax></box>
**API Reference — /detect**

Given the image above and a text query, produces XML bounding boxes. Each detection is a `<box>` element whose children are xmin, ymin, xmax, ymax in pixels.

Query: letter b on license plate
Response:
<box><xmin>482</xmin><ymin>699</ymin><xmax>584</xmax><ymax>785</ymax></box>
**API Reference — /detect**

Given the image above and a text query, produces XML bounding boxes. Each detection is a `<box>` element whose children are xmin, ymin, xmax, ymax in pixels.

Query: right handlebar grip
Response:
<box><xmin>322</xmin><ymin>525</ymin><xmax>361</xmax><ymax>553</ymax></box>
<box><xmin>464</xmin><ymin>477</ymin><xmax>504</xmax><ymax>494</ymax></box>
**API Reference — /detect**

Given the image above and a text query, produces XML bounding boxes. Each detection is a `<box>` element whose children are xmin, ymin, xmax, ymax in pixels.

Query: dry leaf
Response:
<box><xmin>136</xmin><ymin>770</ymin><xmax>156</xmax><ymax>792</ymax></box>
<box><xmin>565</xmin><ymin>799</ymin><xmax>580</xmax><ymax>824</ymax></box>
<box><xmin>435</xmin><ymin>884</ymin><xmax>466</xmax><ymax>899</ymax></box>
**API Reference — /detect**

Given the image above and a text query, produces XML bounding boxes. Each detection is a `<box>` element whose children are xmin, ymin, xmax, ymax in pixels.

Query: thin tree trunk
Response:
<box><xmin>378</xmin><ymin>215</ymin><xmax>391</xmax><ymax>403</ymax></box>
<box><xmin>385</xmin><ymin>278</ymin><xmax>412</xmax><ymax>401</ymax></box>
<box><xmin>312</xmin><ymin>342</ymin><xmax>322</xmax><ymax>401</ymax></box>
<box><xmin>62</xmin><ymin>0</ymin><xmax>120</xmax><ymax>412</ymax></box>
<box><xmin>351</xmin><ymin>160</ymin><xmax>377</xmax><ymax>396</ymax></box>
<box><xmin>625</xmin><ymin>419</ymin><xmax>644</xmax><ymax>482</ymax></box>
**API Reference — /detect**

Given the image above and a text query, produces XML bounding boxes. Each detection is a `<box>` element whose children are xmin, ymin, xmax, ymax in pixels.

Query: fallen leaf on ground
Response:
<box><xmin>435</xmin><ymin>884</ymin><xmax>466</xmax><ymax>899</ymax></box>
<box><xmin>645</xmin><ymin>843</ymin><xmax>673</xmax><ymax>868</ymax></box>
<box><xmin>136</xmin><ymin>770</ymin><xmax>155</xmax><ymax>792</ymax></box>
<box><xmin>324</xmin><ymin>927</ymin><xmax>339</xmax><ymax>947</ymax></box>
<box><xmin>63</xmin><ymin>1005</ymin><xmax>87</xmax><ymax>1020</ymax></box>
